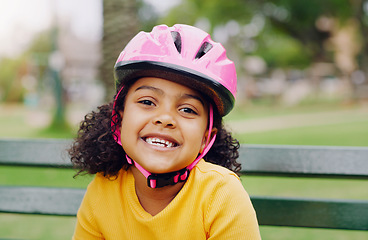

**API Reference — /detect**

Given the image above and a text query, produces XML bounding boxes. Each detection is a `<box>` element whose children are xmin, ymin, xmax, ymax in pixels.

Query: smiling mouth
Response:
<box><xmin>144</xmin><ymin>137</ymin><xmax>178</xmax><ymax>148</ymax></box>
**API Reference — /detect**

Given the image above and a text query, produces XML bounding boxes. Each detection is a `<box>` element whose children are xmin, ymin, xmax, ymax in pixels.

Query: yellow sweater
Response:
<box><xmin>73</xmin><ymin>160</ymin><xmax>261</xmax><ymax>239</ymax></box>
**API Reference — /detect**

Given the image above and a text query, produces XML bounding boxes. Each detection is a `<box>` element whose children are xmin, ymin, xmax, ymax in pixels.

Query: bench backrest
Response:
<box><xmin>0</xmin><ymin>139</ymin><xmax>367</xmax><ymax>230</ymax></box>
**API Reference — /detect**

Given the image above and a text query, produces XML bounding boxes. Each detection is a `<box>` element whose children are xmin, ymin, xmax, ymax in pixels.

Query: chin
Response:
<box><xmin>146</xmin><ymin>162</ymin><xmax>187</xmax><ymax>174</ymax></box>
<box><xmin>148</xmin><ymin>166</ymin><xmax>178</xmax><ymax>174</ymax></box>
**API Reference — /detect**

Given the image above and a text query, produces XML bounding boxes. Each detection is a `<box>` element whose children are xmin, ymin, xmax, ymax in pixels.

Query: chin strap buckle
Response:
<box><xmin>147</xmin><ymin>168</ymin><xmax>190</xmax><ymax>188</ymax></box>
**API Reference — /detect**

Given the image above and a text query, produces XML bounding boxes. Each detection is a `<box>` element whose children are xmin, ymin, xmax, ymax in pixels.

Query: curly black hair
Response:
<box><xmin>69</xmin><ymin>85</ymin><xmax>241</xmax><ymax>178</ymax></box>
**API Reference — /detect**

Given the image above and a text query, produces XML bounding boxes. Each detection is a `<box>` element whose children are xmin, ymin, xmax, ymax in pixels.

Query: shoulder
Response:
<box><xmin>191</xmin><ymin>160</ymin><xmax>254</xmax><ymax>210</ymax></box>
<box><xmin>88</xmin><ymin>172</ymin><xmax>119</xmax><ymax>189</ymax></box>
<box><xmin>192</xmin><ymin>161</ymin><xmax>261</xmax><ymax>239</ymax></box>
<box><xmin>190</xmin><ymin>160</ymin><xmax>247</xmax><ymax>200</ymax></box>
<box><xmin>84</xmin><ymin>170</ymin><xmax>127</xmax><ymax>201</ymax></box>
<box><xmin>193</xmin><ymin>159</ymin><xmax>241</xmax><ymax>185</ymax></box>
<box><xmin>79</xmin><ymin>170</ymin><xmax>130</xmax><ymax>218</ymax></box>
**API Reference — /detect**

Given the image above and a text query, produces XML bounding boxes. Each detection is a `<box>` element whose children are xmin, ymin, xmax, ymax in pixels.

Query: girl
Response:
<box><xmin>69</xmin><ymin>24</ymin><xmax>261</xmax><ymax>239</ymax></box>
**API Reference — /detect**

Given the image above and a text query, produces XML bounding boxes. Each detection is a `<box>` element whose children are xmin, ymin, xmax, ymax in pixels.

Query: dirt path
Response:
<box><xmin>226</xmin><ymin>107</ymin><xmax>368</xmax><ymax>134</ymax></box>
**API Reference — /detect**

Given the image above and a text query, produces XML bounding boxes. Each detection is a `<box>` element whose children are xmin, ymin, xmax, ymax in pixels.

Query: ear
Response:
<box><xmin>118</xmin><ymin>110</ymin><xmax>124</xmax><ymax>130</ymax></box>
<box><xmin>200</xmin><ymin>127</ymin><xmax>218</xmax><ymax>153</ymax></box>
<box><xmin>118</xmin><ymin>110</ymin><xmax>124</xmax><ymax>118</ymax></box>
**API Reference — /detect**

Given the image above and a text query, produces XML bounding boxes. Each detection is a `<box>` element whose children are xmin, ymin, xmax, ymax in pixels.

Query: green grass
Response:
<box><xmin>1</xmin><ymin>103</ymin><xmax>367</xmax><ymax>239</ymax></box>
<box><xmin>235</xmin><ymin>120</ymin><xmax>368</xmax><ymax>146</ymax></box>
<box><xmin>0</xmin><ymin>214</ymin><xmax>76</xmax><ymax>240</ymax></box>
<box><xmin>258</xmin><ymin>227</ymin><xmax>368</xmax><ymax>240</ymax></box>
<box><xmin>0</xmin><ymin>166</ymin><xmax>92</xmax><ymax>188</ymax></box>
<box><xmin>242</xmin><ymin>176</ymin><xmax>368</xmax><ymax>200</ymax></box>
<box><xmin>225</xmin><ymin>98</ymin><xmax>350</xmax><ymax>121</ymax></box>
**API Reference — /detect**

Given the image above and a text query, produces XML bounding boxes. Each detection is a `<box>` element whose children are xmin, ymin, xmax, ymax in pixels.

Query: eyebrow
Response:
<box><xmin>135</xmin><ymin>85</ymin><xmax>164</xmax><ymax>95</ymax></box>
<box><xmin>181</xmin><ymin>93</ymin><xmax>205</xmax><ymax>106</ymax></box>
<box><xmin>135</xmin><ymin>85</ymin><xmax>205</xmax><ymax>106</ymax></box>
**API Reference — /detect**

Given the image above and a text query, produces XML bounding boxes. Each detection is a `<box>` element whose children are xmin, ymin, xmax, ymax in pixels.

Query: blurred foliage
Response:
<box><xmin>0</xmin><ymin>57</ymin><xmax>26</xmax><ymax>102</ymax></box>
<box><xmin>2</xmin><ymin>0</ymin><xmax>368</xmax><ymax>104</ymax></box>
<box><xmin>0</xmin><ymin>28</ymin><xmax>70</xmax><ymax>130</ymax></box>
<box><xmin>160</xmin><ymin>0</ymin><xmax>315</xmax><ymax>68</ymax></box>
<box><xmin>261</xmin><ymin>0</ymin><xmax>355</xmax><ymax>62</ymax></box>
<box><xmin>254</xmin><ymin>28</ymin><xmax>312</xmax><ymax>68</ymax></box>
<box><xmin>163</xmin><ymin>0</ymin><xmax>254</xmax><ymax>27</ymax></box>
<box><xmin>160</xmin><ymin>0</ymin><xmax>368</xmax><ymax>71</ymax></box>
<box><xmin>0</xmin><ymin>30</ymin><xmax>52</xmax><ymax>103</ymax></box>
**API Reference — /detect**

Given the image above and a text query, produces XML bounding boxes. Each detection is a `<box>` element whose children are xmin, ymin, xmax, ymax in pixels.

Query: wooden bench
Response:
<box><xmin>0</xmin><ymin>138</ymin><xmax>367</xmax><ymax>231</ymax></box>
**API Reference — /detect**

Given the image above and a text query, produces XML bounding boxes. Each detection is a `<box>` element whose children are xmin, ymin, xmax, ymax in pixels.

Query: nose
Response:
<box><xmin>152</xmin><ymin>112</ymin><xmax>176</xmax><ymax>128</ymax></box>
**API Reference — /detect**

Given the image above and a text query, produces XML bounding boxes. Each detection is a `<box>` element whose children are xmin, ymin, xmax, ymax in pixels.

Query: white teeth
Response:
<box><xmin>145</xmin><ymin>137</ymin><xmax>174</xmax><ymax>148</ymax></box>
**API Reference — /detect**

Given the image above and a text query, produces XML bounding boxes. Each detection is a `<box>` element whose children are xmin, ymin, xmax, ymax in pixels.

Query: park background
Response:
<box><xmin>0</xmin><ymin>0</ymin><xmax>367</xmax><ymax>239</ymax></box>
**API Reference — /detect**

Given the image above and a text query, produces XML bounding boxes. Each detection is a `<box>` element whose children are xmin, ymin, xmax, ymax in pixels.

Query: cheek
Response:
<box><xmin>119</xmin><ymin>118</ymin><xmax>138</xmax><ymax>158</ymax></box>
<box><xmin>119</xmin><ymin>109</ymin><xmax>136</xmax><ymax>143</ymax></box>
<box><xmin>119</xmin><ymin>105</ymin><xmax>149</xmax><ymax>143</ymax></box>
<box><xmin>188</xmin><ymin>121</ymin><xmax>208</xmax><ymax>147</ymax></box>
<box><xmin>120</xmin><ymin>115</ymin><xmax>136</xmax><ymax>138</ymax></box>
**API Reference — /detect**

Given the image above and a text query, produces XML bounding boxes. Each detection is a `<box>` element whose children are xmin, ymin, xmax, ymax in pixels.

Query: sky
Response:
<box><xmin>0</xmin><ymin>0</ymin><xmax>181</xmax><ymax>59</ymax></box>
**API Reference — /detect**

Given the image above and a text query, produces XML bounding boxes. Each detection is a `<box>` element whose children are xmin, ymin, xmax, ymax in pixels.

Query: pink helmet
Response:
<box><xmin>114</xmin><ymin>24</ymin><xmax>237</xmax><ymax>116</ymax></box>
<box><xmin>112</xmin><ymin>24</ymin><xmax>237</xmax><ymax>188</ymax></box>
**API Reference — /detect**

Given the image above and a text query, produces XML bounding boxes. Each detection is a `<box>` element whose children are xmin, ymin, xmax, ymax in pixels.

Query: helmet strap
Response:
<box><xmin>111</xmin><ymin>86</ymin><xmax>125</xmax><ymax>145</ymax></box>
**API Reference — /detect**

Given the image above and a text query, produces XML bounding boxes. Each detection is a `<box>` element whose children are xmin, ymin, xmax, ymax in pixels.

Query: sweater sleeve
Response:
<box><xmin>205</xmin><ymin>174</ymin><xmax>261</xmax><ymax>240</ymax></box>
<box><xmin>72</xmin><ymin>176</ymin><xmax>104</xmax><ymax>240</ymax></box>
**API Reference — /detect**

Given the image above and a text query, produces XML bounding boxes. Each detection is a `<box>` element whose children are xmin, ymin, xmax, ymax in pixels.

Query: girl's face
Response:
<box><xmin>119</xmin><ymin>77</ymin><xmax>210</xmax><ymax>174</ymax></box>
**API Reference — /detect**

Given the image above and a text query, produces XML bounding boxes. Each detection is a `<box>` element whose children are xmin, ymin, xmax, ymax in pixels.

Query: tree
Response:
<box><xmin>351</xmin><ymin>0</ymin><xmax>368</xmax><ymax>76</ymax></box>
<box><xmin>162</xmin><ymin>0</ymin><xmax>312</xmax><ymax>68</ymax></box>
<box><xmin>100</xmin><ymin>0</ymin><xmax>140</xmax><ymax>101</ymax></box>
<box><xmin>264</xmin><ymin>0</ymin><xmax>368</xmax><ymax>98</ymax></box>
<box><xmin>262</xmin><ymin>0</ymin><xmax>352</xmax><ymax>60</ymax></box>
<box><xmin>163</xmin><ymin>0</ymin><xmax>368</xmax><ymax>100</ymax></box>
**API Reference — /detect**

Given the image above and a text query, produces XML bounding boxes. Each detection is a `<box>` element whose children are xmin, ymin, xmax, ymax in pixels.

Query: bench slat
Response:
<box><xmin>0</xmin><ymin>186</ymin><xmax>85</xmax><ymax>216</ymax></box>
<box><xmin>0</xmin><ymin>139</ymin><xmax>72</xmax><ymax>168</ymax></box>
<box><xmin>1</xmin><ymin>139</ymin><xmax>368</xmax><ymax>179</ymax></box>
<box><xmin>251</xmin><ymin>196</ymin><xmax>368</xmax><ymax>231</ymax></box>
<box><xmin>239</xmin><ymin>145</ymin><xmax>368</xmax><ymax>179</ymax></box>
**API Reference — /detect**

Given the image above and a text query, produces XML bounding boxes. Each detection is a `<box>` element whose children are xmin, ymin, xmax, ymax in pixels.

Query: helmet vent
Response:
<box><xmin>195</xmin><ymin>42</ymin><xmax>213</xmax><ymax>59</ymax></box>
<box><xmin>171</xmin><ymin>31</ymin><xmax>182</xmax><ymax>54</ymax></box>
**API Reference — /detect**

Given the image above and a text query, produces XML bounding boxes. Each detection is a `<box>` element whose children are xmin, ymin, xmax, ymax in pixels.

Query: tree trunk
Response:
<box><xmin>350</xmin><ymin>0</ymin><xmax>368</xmax><ymax>100</ymax></box>
<box><xmin>100</xmin><ymin>0</ymin><xmax>140</xmax><ymax>101</ymax></box>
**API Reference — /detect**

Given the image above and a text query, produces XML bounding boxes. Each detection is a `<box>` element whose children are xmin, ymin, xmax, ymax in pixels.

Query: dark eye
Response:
<box><xmin>139</xmin><ymin>99</ymin><xmax>155</xmax><ymax>106</ymax></box>
<box><xmin>180</xmin><ymin>107</ymin><xmax>197</xmax><ymax>115</ymax></box>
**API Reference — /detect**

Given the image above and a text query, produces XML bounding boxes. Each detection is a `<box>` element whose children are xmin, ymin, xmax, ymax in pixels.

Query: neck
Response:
<box><xmin>131</xmin><ymin>166</ymin><xmax>185</xmax><ymax>216</ymax></box>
